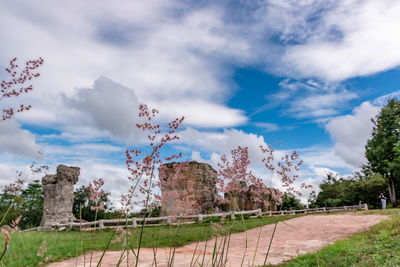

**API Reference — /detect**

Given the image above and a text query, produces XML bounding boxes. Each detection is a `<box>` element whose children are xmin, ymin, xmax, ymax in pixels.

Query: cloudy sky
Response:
<box><xmin>1</xmin><ymin>0</ymin><xmax>400</xmax><ymax>206</ymax></box>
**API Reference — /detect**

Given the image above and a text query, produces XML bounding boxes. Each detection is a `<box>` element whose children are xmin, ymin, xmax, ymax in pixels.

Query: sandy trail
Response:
<box><xmin>47</xmin><ymin>214</ymin><xmax>388</xmax><ymax>266</ymax></box>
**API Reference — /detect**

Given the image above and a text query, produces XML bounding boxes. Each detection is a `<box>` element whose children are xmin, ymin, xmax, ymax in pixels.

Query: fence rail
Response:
<box><xmin>52</xmin><ymin>203</ymin><xmax>368</xmax><ymax>230</ymax></box>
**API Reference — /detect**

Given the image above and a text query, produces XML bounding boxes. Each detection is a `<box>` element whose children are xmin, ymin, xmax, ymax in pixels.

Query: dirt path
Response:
<box><xmin>48</xmin><ymin>213</ymin><xmax>388</xmax><ymax>266</ymax></box>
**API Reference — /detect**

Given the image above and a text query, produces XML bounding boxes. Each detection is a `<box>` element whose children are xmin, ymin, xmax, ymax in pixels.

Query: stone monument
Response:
<box><xmin>40</xmin><ymin>164</ymin><xmax>80</xmax><ymax>227</ymax></box>
<box><xmin>160</xmin><ymin>161</ymin><xmax>218</xmax><ymax>216</ymax></box>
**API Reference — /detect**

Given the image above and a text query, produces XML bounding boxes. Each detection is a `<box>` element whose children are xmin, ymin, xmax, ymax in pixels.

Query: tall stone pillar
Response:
<box><xmin>40</xmin><ymin>164</ymin><xmax>80</xmax><ymax>227</ymax></box>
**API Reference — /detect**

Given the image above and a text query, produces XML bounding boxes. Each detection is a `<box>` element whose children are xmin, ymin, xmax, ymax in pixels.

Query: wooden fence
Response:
<box><xmin>51</xmin><ymin>203</ymin><xmax>368</xmax><ymax>230</ymax></box>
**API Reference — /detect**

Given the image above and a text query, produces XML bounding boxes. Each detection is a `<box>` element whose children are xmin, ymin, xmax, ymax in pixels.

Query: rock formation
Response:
<box><xmin>160</xmin><ymin>161</ymin><xmax>218</xmax><ymax>216</ymax></box>
<box><xmin>40</xmin><ymin>164</ymin><xmax>80</xmax><ymax>227</ymax></box>
<box><xmin>225</xmin><ymin>182</ymin><xmax>279</xmax><ymax>211</ymax></box>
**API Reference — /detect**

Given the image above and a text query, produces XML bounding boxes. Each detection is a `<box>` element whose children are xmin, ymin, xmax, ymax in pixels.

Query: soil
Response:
<box><xmin>47</xmin><ymin>213</ymin><xmax>388</xmax><ymax>266</ymax></box>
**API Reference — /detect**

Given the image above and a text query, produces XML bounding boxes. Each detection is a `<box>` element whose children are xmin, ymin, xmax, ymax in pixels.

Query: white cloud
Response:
<box><xmin>179</xmin><ymin>128</ymin><xmax>268</xmax><ymax>163</ymax></box>
<box><xmin>253</xmin><ymin>122</ymin><xmax>280</xmax><ymax>132</ymax></box>
<box><xmin>264</xmin><ymin>79</ymin><xmax>358</xmax><ymax>119</ymax></box>
<box><xmin>0</xmin><ymin>120</ymin><xmax>38</xmax><ymax>158</ymax></box>
<box><xmin>64</xmin><ymin>76</ymin><xmax>143</xmax><ymax>143</ymax></box>
<box><xmin>152</xmin><ymin>99</ymin><xmax>247</xmax><ymax>128</ymax></box>
<box><xmin>325</xmin><ymin>101</ymin><xmax>380</xmax><ymax>168</ymax></box>
<box><xmin>299</xmin><ymin>145</ymin><xmax>353</xmax><ymax>170</ymax></box>
<box><xmin>280</xmin><ymin>0</ymin><xmax>400</xmax><ymax>81</ymax></box>
<box><xmin>0</xmin><ymin>0</ymin><xmax>251</xmax><ymax>131</ymax></box>
<box><xmin>312</xmin><ymin>167</ymin><xmax>339</xmax><ymax>180</ymax></box>
<box><xmin>289</xmin><ymin>90</ymin><xmax>358</xmax><ymax>118</ymax></box>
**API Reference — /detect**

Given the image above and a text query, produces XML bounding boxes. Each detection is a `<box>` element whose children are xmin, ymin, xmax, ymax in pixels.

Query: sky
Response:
<box><xmin>1</xmin><ymin>0</ymin><xmax>400</xmax><ymax>207</ymax></box>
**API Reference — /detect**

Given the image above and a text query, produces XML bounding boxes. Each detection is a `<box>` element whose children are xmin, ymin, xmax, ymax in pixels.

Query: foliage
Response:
<box><xmin>279</xmin><ymin>192</ymin><xmax>305</xmax><ymax>210</ymax></box>
<box><xmin>72</xmin><ymin>185</ymin><xmax>114</xmax><ymax>222</ymax></box>
<box><xmin>20</xmin><ymin>180</ymin><xmax>43</xmax><ymax>228</ymax></box>
<box><xmin>366</xmin><ymin>98</ymin><xmax>400</xmax><ymax>205</ymax></box>
<box><xmin>0</xmin><ymin>180</ymin><xmax>43</xmax><ymax>229</ymax></box>
<box><xmin>311</xmin><ymin>172</ymin><xmax>388</xmax><ymax>208</ymax></box>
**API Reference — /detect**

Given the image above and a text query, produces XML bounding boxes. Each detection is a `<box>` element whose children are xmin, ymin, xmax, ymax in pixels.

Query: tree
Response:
<box><xmin>20</xmin><ymin>180</ymin><xmax>43</xmax><ymax>228</ymax></box>
<box><xmin>366</xmin><ymin>99</ymin><xmax>400</xmax><ymax>206</ymax></box>
<box><xmin>313</xmin><ymin>172</ymin><xmax>388</xmax><ymax>209</ymax></box>
<box><xmin>279</xmin><ymin>192</ymin><xmax>305</xmax><ymax>210</ymax></box>
<box><xmin>0</xmin><ymin>180</ymin><xmax>43</xmax><ymax>229</ymax></box>
<box><xmin>72</xmin><ymin>185</ymin><xmax>113</xmax><ymax>222</ymax></box>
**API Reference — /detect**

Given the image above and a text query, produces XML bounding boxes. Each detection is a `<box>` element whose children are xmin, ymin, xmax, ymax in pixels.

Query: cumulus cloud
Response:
<box><xmin>179</xmin><ymin>127</ymin><xmax>268</xmax><ymax>163</ymax></box>
<box><xmin>152</xmin><ymin>99</ymin><xmax>247</xmax><ymax>128</ymax></box>
<box><xmin>325</xmin><ymin>101</ymin><xmax>380</xmax><ymax>168</ymax></box>
<box><xmin>0</xmin><ymin>0</ymin><xmax>251</xmax><ymax>129</ymax></box>
<box><xmin>0</xmin><ymin>120</ymin><xmax>38</xmax><ymax>158</ymax></box>
<box><xmin>64</xmin><ymin>76</ymin><xmax>143</xmax><ymax>143</ymax></box>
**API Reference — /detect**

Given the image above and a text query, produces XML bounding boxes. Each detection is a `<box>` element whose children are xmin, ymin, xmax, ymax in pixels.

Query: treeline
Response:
<box><xmin>309</xmin><ymin>171</ymin><xmax>389</xmax><ymax>209</ymax></box>
<box><xmin>311</xmin><ymin>98</ymin><xmax>400</xmax><ymax>208</ymax></box>
<box><xmin>0</xmin><ymin>180</ymin><xmax>119</xmax><ymax>230</ymax></box>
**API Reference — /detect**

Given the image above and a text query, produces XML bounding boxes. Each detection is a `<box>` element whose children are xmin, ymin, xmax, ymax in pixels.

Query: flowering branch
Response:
<box><xmin>1</xmin><ymin>57</ymin><xmax>44</xmax><ymax>121</ymax></box>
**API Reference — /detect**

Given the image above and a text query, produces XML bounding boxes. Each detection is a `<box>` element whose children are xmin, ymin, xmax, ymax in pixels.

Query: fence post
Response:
<box><xmin>167</xmin><ymin>216</ymin><xmax>172</xmax><ymax>225</ymax></box>
<box><xmin>363</xmin><ymin>203</ymin><xmax>368</xmax><ymax>211</ymax></box>
<box><xmin>68</xmin><ymin>223</ymin><xmax>73</xmax><ymax>230</ymax></box>
<box><xmin>323</xmin><ymin>207</ymin><xmax>326</xmax><ymax>212</ymax></box>
<box><xmin>230</xmin><ymin>211</ymin><xmax>235</xmax><ymax>220</ymax></box>
<box><xmin>198</xmin><ymin>214</ymin><xmax>203</xmax><ymax>222</ymax></box>
<box><xmin>269</xmin><ymin>211</ymin><xmax>272</xmax><ymax>216</ymax></box>
<box><xmin>98</xmin><ymin>220</ymin><xmax>104</xmax><ymax>230</ymax></box>
<box><xmin>257</xmin><ymin>209</ymin><xmax>262</xmax><ymax>217</ymax></box>
<box><xmin>132</xmin><ymin>218</ymin><xmax>137</xmax><ymax>228</ymax></box>
<box><xmin>344</xmin><ymin>206</ymin><xmax>347</xmax><ymax>211</ymax></box>
<box><xmin>292</xmin><ymin>210</ymin><xmax>295</xmax><ymax>215</ymax></box>
<box><xmin>304</xmin><ymin>209</ymin><xmax>307</xmax><ymax>214</ymax></box>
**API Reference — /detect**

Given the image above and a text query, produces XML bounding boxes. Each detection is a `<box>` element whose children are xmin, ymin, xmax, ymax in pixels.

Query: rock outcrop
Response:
<box><xmin>225</xmin><ymin>183</ymin><xmax>279</xmax><ymax>211</ymax></box>
<box><xmin>160</xmin><ymin>161</ymin><xmax>218</xmax><ymax>216</ymax></box>
<box><xmin>40</xmin><ymin>164</ymin><xmax>80</xmax><ymax>227</ymax></box>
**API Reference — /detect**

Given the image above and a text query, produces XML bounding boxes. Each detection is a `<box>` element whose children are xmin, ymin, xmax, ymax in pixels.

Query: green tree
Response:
<box><xmin>0</xmin><ymin>180</ymin><xmax>43</xmax><ymax>229</ymax></box>
<box><xmin>279</xmin><ymin>192</ymin><xmax>305</xmax><ymax>210</ymax></box>
<box><xmin>314</xmin><ymin>172</ymin><xmax>388</xmax><ymax>209</ymax></box>
<box><xmin>20</xmin><ymin>180</ymin><xmax>43</xmax><ymax>228</ymax></box>
<box><xmin>72</xmin><ymin>185</ymin><xmax>113</xmax><ymax>221</ymax></box>
<box><xmin>366</xmin><ymin>98</ymin><xmax>400</xmax><ymax>206</ymax></box>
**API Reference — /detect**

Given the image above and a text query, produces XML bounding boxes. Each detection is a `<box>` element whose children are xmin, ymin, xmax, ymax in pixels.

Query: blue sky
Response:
<box><xmin>1</xmin><ymin>0</ymin><xmax>400</xmax><ymax>205</ymax></box>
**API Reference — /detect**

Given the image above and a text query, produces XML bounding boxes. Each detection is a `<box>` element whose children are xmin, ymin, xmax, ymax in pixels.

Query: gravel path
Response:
<box><xmin>47</xmin><ymin>213</ymin><xmax>388</xmax><ymax>266</ymax></box>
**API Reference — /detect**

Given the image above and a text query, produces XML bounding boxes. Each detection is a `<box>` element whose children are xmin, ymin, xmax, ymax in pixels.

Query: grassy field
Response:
<box><xmin>278</xmin><ymin>209</ymin><xmax>400</xmax><ymax>267</ymax></box>
<box><xmin>0</xmin><ymin>215</ymin><xmax>298</xmax><ymax>266</ymax></box>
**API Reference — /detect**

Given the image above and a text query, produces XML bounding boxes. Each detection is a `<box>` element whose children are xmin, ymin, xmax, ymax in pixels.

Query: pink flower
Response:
<box><xmin>121</xmin><ymin>104</ymin><xmax>185</xmax><ymax>213</ymax></box>
<box><xmin>10</xmin><ymin>215</ymin><xmax>22</xmax><ymax>233</ymax></box>
<box><xmin>89</xmin><ymin>178</ymin><xmax>105</xmax><ymax>211</ymax></box>
<box><xmin>1</xmin><ymin>228</ymin><xmax>9</xmax><ymax>250</ymax></box>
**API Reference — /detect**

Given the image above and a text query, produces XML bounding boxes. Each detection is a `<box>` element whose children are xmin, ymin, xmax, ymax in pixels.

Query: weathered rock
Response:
<box><xmin>40</xmin><ymin>164</ymin><xmax>80</xmax><ymax>227</ymax></box>
<box><xmin>225</xmin><ymin>182</ymin><xmax>279</xmax><ymax>211</ymax></box>
<box><xmin>160</xmin><ymin>161</ymin><xmax>218</xmax><ymax>216</ymax></box>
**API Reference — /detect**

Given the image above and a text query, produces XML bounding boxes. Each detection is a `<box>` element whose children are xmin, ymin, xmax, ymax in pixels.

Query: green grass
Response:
<box><xmin>0</xmin><ymin>215</ymin><xmax>299</xmax><ymax>266</ymax></box>
<box><xmin>278</xmin><ymin>209</ymin><xmax>400</xmax><ymax>267</ymax></box>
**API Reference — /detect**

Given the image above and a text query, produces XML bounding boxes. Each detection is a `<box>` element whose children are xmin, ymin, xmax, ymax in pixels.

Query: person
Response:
<box><xmin>380</xmin><ymin>193</ymin><xmax>387</xmax><ymax>209</ymax></box>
